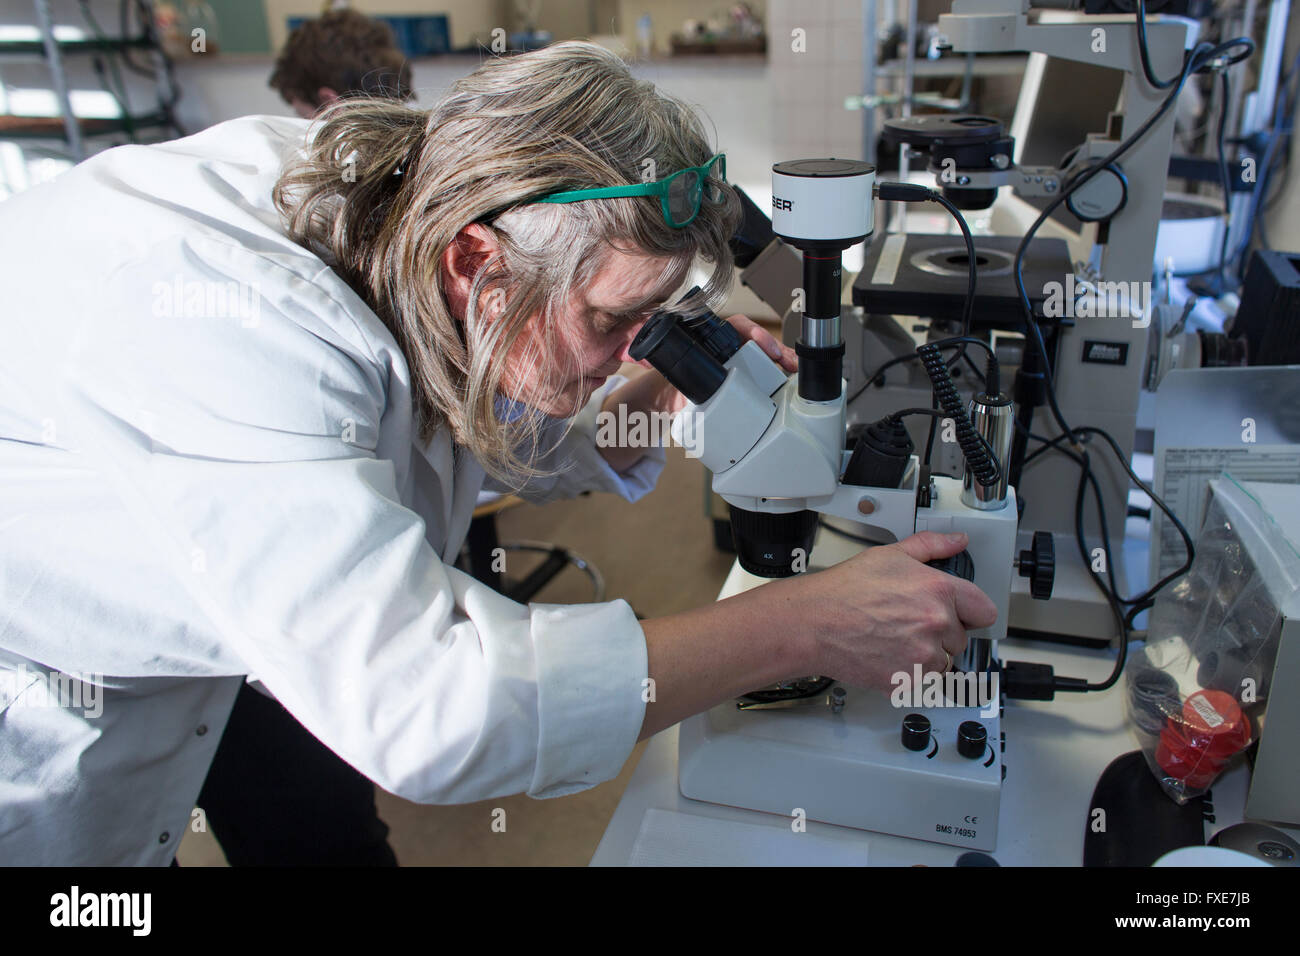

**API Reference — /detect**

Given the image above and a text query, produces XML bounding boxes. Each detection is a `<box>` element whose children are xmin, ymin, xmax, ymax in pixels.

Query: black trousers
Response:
<box><xmin>194</xmin><ymin>681</ymin><xmax>398</xmax><ymax>866</ymax></box>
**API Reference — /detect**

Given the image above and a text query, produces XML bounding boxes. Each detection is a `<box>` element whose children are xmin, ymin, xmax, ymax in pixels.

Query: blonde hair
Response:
<box><xmin>274</xmin><ymin>41</ymin><xmax>740</xmax><ymax>486</ymax></box>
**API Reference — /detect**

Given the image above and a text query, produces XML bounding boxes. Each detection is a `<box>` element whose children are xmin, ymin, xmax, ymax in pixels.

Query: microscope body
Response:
<box><xmin>630</xmin><ymin>156</ymin><xmax>1033</xmax><ymax>850</ymax></box>
<box><xmin>676</xmin><ymin>340</ymin><xmax>1020</xmax><ymax>669</ymax></box>
<box><xmin>670</xmin><ymin>341</ymin><xmax>1017</xmax><ymax>850</ymax></box>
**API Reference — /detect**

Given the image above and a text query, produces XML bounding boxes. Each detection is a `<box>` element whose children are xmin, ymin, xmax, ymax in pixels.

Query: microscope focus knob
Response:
<box><xmin>1017</xmin><ymin>531</ymin><xmax>1055</xmax><ymax>600</ymax></box>
<box><xmin>957</xmin><ymin>720</ymin><xmax>988</xmax><ymax>760</ymax></box>
<box><xmin>901</xmin><ymin>713</ymin><xmax>932</xmax><ymax>752</ymax></box>
<box><xmin>925</xmin><ymin>549</ymin><xmax>974</xmax><ymax>581</ymax></box>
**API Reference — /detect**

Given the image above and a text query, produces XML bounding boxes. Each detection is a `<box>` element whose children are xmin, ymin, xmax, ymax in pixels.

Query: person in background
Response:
<box><xmin>270</xmin><ymin>7</ymin><xmax>413</xmax><ymax>118</ymax></box>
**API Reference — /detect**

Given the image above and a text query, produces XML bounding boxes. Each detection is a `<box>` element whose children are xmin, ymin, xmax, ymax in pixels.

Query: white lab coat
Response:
<box><xmin>0</xmin><ymin>116</ymin><xmax>663</xmax><ymax>865</ymax></box>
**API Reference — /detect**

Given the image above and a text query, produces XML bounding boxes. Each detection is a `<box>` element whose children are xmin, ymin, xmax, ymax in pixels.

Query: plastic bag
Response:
<box><xmin>1126</xmin><ymin>473</ymin><xmax>1300</xmax><ymax>804</ymax></box>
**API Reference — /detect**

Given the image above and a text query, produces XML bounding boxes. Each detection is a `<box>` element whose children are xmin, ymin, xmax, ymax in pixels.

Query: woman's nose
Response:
<box><xmin>616</xmin><ymin>322</ymin><xmax>646</xmax><ymax>365</ymax></box>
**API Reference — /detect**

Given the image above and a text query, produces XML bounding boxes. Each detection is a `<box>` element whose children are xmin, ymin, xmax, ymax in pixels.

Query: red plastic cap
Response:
<box><xmin>1155</xmin><ymin>690</ymin><xmax>1252</xmax><ymax>788</ymax></box>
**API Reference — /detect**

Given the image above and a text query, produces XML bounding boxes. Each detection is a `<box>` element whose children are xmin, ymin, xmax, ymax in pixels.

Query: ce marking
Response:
<box><xmin>964</xmin><ymin>815</ymin><xmax>979</xmax><ymax>825</ymax></box>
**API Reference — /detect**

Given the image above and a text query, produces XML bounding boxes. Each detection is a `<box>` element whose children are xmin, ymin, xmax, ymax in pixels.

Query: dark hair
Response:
<box><xmin>269</xmin><ymin>9</ymin><xmax>413</xmax><ymax>108</ymax></box>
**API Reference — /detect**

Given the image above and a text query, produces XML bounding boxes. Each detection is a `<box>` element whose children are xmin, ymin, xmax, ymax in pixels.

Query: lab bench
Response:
<box><xmin>590</xmin><ymin>526</ymin><xmax>1299</xmax><ymax>867</ymax></box>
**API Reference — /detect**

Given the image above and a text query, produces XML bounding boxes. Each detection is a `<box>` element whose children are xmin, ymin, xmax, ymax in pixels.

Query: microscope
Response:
<box><xmin>631</xmin><ymin>160</ymin><xmax>1054</xmax><ymax>850</ymax></box>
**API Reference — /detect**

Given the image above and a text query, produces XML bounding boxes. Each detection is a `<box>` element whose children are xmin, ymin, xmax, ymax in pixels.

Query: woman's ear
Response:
<box><xmin>440</xmin><ymin>224</ymin><xmax>500</xmax><ymax>322</ymax></box>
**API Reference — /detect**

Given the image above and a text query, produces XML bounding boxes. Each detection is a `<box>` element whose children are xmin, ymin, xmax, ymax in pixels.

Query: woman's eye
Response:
<box><xmin>600</xmin><ymin>312</ymin><xmax>634</xmax><ymax>332</ymax></box>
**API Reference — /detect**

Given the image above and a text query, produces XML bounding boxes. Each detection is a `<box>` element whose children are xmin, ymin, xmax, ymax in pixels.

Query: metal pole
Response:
<box><xmin>33</xmin><ymin>0</ymin><xmax>83</xmax><ymax>161</ymax></box>
<box><xmin>863</xmin><ymin>0</ymin><xmax>877</xmax><ymax>165</ymax></box>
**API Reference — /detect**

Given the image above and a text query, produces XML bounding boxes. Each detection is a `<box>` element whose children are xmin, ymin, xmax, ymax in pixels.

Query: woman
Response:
<box><xmin>0</xmin><ymin>42</ymin><xmax>995</xmax><ymax>864</ymax></box>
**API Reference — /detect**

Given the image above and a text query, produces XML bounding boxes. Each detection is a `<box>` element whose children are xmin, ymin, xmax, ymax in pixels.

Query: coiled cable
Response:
<box><xmin>916</xmin><ymin>342</ymin><xmax>999</xmax><ymax>487</ymax></box>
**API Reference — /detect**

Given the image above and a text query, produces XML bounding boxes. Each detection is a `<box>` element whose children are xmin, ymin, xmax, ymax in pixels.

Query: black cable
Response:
<box><xmin>1009</xmin><ymin>32</ymin><xmax>1255</xmax><ymax>489</ymax></box>
<box><xmin>894</xmin><ymin>405</ymin><xmax>1002</xmax><ymax>482</ymax></box>
<box><xmin>1016</xmin><ymin>418</ymin><xmax>1195</xmax><ymax>607</ymax></box>
<box><xmin>925</xmin><ymin>192</ymin><xmax>977</xmax><ymax>337</ymax></box>
<box><xmin>873</xmin><ymin>182</ymin><xmax>983</xmax><ymax>479</ymax></box>
<box><xmin>1005</xmin><ymin>0</ymin><xmax>1255</xmax><ymax>699</ymax></box>
<box><xmin>1135</xmin><ymin>0</ymin><xmax>1179</xmax><ymax>89</ymax></box>
<box><xmin>916</xmin><ymin>342</ymin><xmax>1001</xmax><ymax>486</ymax></box>
<box><xmin>873</xmin><ymin>181</ymin><xmax>980</xmax><ymax>378</ymax></box>
<box><xmin>848</xmin><ymin>351</ymin><xmax>922</xmax><ymax>403</ymax></box>
<box><xmin>848</xmin><ymin>335</ymin><xmax>995</xmax><ymax>405</ymax></box>
<box><xmin>1071</xmin><ymin>425</ymin><xmax>1195</xmax><ymax>606</ymax></box>
<box><xmin>1214</xmin><ymin>70</ymin><xmax>1233</xmax><ymax>291</ymax></box>
<box><xmin>1010</xmin><ymin>420</ymin><xmax>1196</xmax><ymax>694</ymax></box>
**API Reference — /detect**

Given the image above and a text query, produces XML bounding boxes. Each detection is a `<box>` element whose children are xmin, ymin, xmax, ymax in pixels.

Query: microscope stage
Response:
<box><xmin>678</xmin><ymin>687</ymin><xmax>1003</xmax><ymax>851</ymax></box>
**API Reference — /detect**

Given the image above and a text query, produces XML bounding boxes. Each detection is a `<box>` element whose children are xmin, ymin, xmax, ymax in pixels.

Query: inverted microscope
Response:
<box><xmin>630</xmin><ymin>159</ymin><xmax>1055</xmax><ymax>850</ymax></box>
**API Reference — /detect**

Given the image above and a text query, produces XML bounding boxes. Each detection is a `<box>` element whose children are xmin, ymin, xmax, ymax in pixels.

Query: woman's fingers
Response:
<box><xmin>725</xmin><ymin>314</ymin><xmax>798</xmax><ymax>372</ymax></box>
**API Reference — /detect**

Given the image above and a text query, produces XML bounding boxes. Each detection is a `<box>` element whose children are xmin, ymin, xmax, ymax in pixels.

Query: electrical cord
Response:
<box><xmin>874</xmin><ymin>41</ymin><xmax>1233</xmax><ymax>693</ymax></box>
<box><xmin>873</xmin><ymin>182</ymin><xmax>984</xmax><ymax>473</ymax></box>
<box><xmin>842</xmin><ymin>335</ymin><xmax>993</xmax><ymax>405</ymax></box>
<box><xmin>1006</xmin><ymin>419</ymin><xmax>1196</xmax><ymax>696</ymax></box>
<box><xmin>1214</xmin><ymin>70</ymin><xmax>1233</xmax><ymax>291</ymax></box>
<box><xmin>1135</xmin><ymin>0</ymin><xmax>1180</xmax><ymax>89</ymax></box>
<box><xmin>916</xmin><ymin>344</ymin><xmax>1002</xmax><ymax>487</ymax></box>
<box><xmin>996</xmin><ymin>19</ymin><xmax>1248</xmax><ymax>695</ymax></box>
<box><xmin>849</xmin><ymin>334</ymin><xmax>997</xmax><ymax>405</ymax></box>
<box><xmin>891</xmin><ymin>405</ymin><xmax>1002</xmax><ymax>485</ymax></box>
<box><xmin>1013</xmin><ymin>34</ymin><xmax>1254</xmax><ymax>444</ymax></box>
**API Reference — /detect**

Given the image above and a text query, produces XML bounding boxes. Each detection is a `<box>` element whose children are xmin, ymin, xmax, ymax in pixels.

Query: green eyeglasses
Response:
<box><xmin>533</xmin><ymin>154</ymin><xmax>727</xmax><ymax>228</ymax></box>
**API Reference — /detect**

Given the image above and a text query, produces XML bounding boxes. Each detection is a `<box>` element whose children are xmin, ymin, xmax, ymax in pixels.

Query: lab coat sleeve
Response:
<box><xmin>483</xmin><ymin>375</ymin><xmax>667</xmax><ymax>504</ymax></box>
<box><xmin>57</xmin><ymin>243</ymin><xmax>648</xmax><ymax>803</ymax></box>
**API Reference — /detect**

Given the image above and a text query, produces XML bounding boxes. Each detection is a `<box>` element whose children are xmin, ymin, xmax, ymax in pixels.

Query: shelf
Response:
<box><xmin>0</xmin><ymin>35</ymin><xmax>155</xmax><ymax>58</ymax></box>
<box><xmin>0</xmin><ymin>111</ymin><xmax>173</xmax><ymax>139</ymax></box>
<box><xmin>875</xmin><ymin>53</ymin><xmax>1028</xmax><ymax>78</ymax></box>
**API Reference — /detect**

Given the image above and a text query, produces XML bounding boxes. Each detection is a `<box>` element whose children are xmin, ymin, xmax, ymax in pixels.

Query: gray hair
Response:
<box><xmin>274</xmin><ymin>41</ymin><xmax>740</xmax><ymax>486</ymax></box>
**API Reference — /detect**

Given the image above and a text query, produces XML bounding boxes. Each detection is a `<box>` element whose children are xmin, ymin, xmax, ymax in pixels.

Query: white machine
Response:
<box><xmin>812</xmin><ymin>1</ymin><xmax>1202</xmax><ymax>646</ymax></box>
<box><xmin>631</xmin><ymin>160</ymin><xmax>1055</xmax><ymax>850</ymax></box>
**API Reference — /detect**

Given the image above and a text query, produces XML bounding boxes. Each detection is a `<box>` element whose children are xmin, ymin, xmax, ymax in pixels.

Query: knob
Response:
<box><xmin>901</xmin><ymin>713</ymin><xmax>932</xmax><ymax>752</ymax></box>
<box><xmin>926</xmin><ymin>549</ymin><xmax>974</xmax><ymax>581</ymax></box>
<box><xmin>1017</xmin><ymin>531</ymin><xmax>1055</xmax><ymax>600</ymax></box>
<box><xmin>957</xmin><ymin>720</ymin><xmax>988</xmax><ymax>759</ymax></box>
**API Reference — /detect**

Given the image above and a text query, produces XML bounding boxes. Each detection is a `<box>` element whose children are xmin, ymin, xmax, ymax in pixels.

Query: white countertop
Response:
<box><xmin>592</xmin><ymin>524</ymin><xmax>1298</xmax><ymax>866</ymax></box>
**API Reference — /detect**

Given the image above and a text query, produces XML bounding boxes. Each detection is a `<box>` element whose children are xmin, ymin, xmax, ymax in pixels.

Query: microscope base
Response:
<box><xmin>678</xmin><ymin>686</ymin><xmax>1003</xmax><ymax>851</ymax></box>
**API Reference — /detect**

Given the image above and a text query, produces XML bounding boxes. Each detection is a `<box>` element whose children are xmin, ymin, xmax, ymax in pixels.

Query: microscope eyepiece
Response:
<box><xmin>628</xmin><ymin>310</ymin><xmax>728</xmax><ymax>405</ymax></box>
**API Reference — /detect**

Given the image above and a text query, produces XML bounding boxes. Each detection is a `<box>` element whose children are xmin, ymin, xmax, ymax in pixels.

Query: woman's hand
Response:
<box><xmin>771</xmin><ymin>530</ymin><xmax>999</xmax><ymax>691</ymax></box>
<box><xmin>637</xmin><ymin>530</ymin><xmax>1001</xmax><ymax>738</ymax></box>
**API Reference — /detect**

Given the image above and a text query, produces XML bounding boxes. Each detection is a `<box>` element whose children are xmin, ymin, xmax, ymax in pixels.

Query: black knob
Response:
<box><xmin>901</xmin><ymin>713</ymin><xmax>932</xmax><ymax>752</ymax></box>
<box><xmin>926</xmin><ymin>549</ymin><xmax>974</xmax><ymax>581</ymax></box>
<box><xmin>957</xmin><ymin>720</ymin><xmax>988</xmax><ymax>759</ymax></box>
<box><xmin>1018</xmin><ymin>530</ymin><xmax>1055</xmax><ymax>600</ymax></box>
